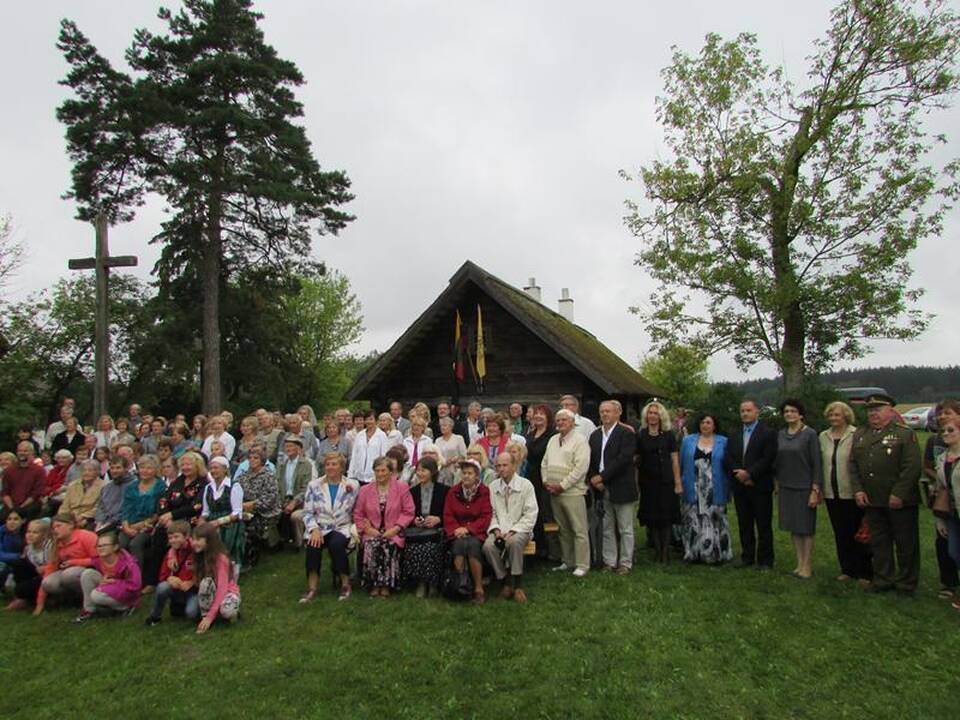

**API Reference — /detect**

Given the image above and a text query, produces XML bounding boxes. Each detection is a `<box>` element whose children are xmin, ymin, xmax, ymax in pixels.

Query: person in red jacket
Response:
<box><xmin>145</xmin><ymin>520</ymin><xmax>198</xmax><ymax>625</ymax></box>
<box><xmin>443</xmin><ymin>459</ymin><xmax>493</xmax><ymax>604</ymax></box>
<box><xmin>34</xmin><ymin>514</ymin><xmax>97</xmax><ymax>616</ymax></box>
<box><xmin>2</xmin><ymin>441</ymin><xmax>47</xmax><ymax>522</ymax></box>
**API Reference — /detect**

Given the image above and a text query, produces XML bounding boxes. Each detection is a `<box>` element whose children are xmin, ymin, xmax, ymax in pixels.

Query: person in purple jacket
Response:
<box><xmin>74</xmin><ymin>532</ymin><xmax>142</xmax><ymax>623</ymax></box>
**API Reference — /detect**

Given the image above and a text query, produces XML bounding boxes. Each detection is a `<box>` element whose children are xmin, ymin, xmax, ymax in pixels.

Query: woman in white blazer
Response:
<box><xmin>299</xmin><ymin>452</ymin><xmax>359</xmax><ymax>602</ymax></box>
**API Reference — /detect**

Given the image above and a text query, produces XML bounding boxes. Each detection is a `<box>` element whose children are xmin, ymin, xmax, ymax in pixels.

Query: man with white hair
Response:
<box><xmin>588</xmin><ymin>400</ymin><xmax>639</xmax><ymax>573</ymax></box>
<box><xmin>559</xmin><ymin>395</ymin><xmax>597</xmax><ymax>439</ymax></box>
<box><xmin>541</xmin><ymin>408</ymin><xmax>591</xmax><ymax>576</ymax></box>
<box><xmin>465</xmin><ymin>401</ymin><xmax>484</xmax><ymax>444</ymax></box>
<box><xmin>484</xmin><ymin>452</ymin><xmax>538</xmax><ymax>602</ymax></box>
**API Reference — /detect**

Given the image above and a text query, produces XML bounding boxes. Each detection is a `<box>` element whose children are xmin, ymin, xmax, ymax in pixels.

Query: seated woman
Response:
<box><xmin>147</xmin><ymin>451</ymin><xmax>208</xmax><ymax>591</ymax></box>
<box><xmin>42</xmin><ymin>450</ymin><xmax>74</xmax><ymax>515</ymax></box>
<box><xmin>353</xmin><ymin>457</ymin><xmax>414</xmax><ymax>598</ymax></box>
<box><xmin>120</xmin><ymin>454</ymin><xmax>165</xmax><ymax>592</ymax></box>
<box><xmin>404</xmin><ymin>458</ymin><xmax>449</xmax><ymax>598</ymax></box>
<box><xmin>75</xmin><ymin>531</ymin><xmax>142</xmax><ymax>622</ymax></box>
<box><xmin>192</xmin><ymin>522</ymin><xmax>241</xmax><ymax>634</ymax></box>
<box><xmin>386</xmin><ymin>444</ymin><xmax>412</xmax><ymax>484</ymax></box>
<box><xmin>443</xmin><ymin>459</ymin><xmax>493</xmax><ymax>604</ymax></box>
<box><xmin>300</xmin><ymin>452</ymin><xmax>359</xmax><ymax>603</ymax></box>
<box><xmin>35</xmin><ymin>513</ymin><xmax>98</xmax><ymax>616</ymax></box>
<box><xmin>237</xmin><ymin>447</ymin><xmax>280</xmax><ymax>568</ymax></box>
<box><xmin>145</xmin><ymin>520</ymin><xmax>199</xmax><ymax>625</ymax></box>
<box><xmin>59</xmin><ymin>460</ymin><xmax>104</xmax><ymax>531</ymax></box>
<box><xmin>200</xmin><ymin>456</ymin><xmax>245</xmax><ymax>570</ymax></box>
<box><xmin>5</xmin><ymin>517</ymin><xmax>53</xmax><ymax>611</ymax></box>
<box><xmin>455</xmin><ymin>444</ymin><xmax>497</xmax><ymax>486</ymax></box>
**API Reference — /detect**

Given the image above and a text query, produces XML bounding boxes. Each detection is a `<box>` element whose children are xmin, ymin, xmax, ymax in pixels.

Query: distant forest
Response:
<box><xmin>732</xmin><ymin>366</ymin><xmax>960</xmax><ymax>405</ymax></box>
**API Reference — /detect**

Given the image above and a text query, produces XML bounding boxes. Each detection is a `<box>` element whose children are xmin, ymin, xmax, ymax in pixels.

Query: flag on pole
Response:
<box><xmin>476</xmin><ymin>304</ymin><xmax>486</xmax><ymax>391</ymax></box>
<box><xmin>454</xmin><ymin>310</ymin><xmax>466</xmax><ymax>383</ymax></box>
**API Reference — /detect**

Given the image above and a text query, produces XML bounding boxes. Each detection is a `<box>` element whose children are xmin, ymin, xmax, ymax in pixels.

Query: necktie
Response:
<box><xmin>411</xmin><ymin>440</ymin><xmax>419</xmax><ymax>466</ymax></box>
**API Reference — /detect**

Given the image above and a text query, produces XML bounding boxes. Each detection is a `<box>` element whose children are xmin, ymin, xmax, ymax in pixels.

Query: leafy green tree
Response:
<box><xmin>57</xmin><ymin>0</ymin><xmax>354</xmax><ymax>413</ymax></box>
<box><xmin>639</xmin><ymin>343</ymin><xmax>709</xmax><ymax>407</ymax></box>
<box><xmin>283</xmin><ymin>268</ymin><xmax>364</xmax><ymax>410</ymax></box>
<box><xmin>624</xmin><ymin>0</ymin><xmax>960</xmax><ymax>392</ymax></box>
<box><xmin>0</xmin><ymin>274</ymin><xmax>148</xmax><ymax>439</ymax></box>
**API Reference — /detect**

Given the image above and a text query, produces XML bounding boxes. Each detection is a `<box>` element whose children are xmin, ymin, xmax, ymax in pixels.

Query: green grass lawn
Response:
<box><xmin>2</xmin><ymin>504</ymin><xmax>959</xmax><ymax>720</ymax></box>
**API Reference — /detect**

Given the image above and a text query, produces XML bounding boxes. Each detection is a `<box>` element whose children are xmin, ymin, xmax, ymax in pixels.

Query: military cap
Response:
<box><xmin>864</xmin><ymin>393</ymin><xmax>897</xmax><ymax>408</ymax></box>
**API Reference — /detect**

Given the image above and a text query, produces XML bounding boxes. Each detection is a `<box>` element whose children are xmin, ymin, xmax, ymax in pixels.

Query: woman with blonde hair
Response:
<box><xmin>637</xmin><ymin>401</ymin><xmax>682</xmax><ymax>562</ymax></box>
<box><xmin>819</xmin><ymin>400</ymin><xmax>870</xmax><ymax>583</ymax></box>
<box><xmin>409</xmin><ymin>403</ymin><xmax>434</xmax><ymax>438</ymax></box>
<box><xmin>378</xmin><ymin>413</ymin><xmax>404</xmax><ymax>450</ymax></box>
<box><xmin>94</xmin><ymin>415</ymin><xmax>118</xmax><ymax>449</ymax></box>
<box><xmin>506</xmin><ymin>440</ymin><xmax>529</xmax><ymax>478</ymax></box>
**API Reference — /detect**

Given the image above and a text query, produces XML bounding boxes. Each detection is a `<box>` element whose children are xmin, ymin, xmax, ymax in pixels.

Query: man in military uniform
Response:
<box><xmin>849</xmin><ymin>393</ymin><xmax>922</xmax><ymax>594</ymax></box>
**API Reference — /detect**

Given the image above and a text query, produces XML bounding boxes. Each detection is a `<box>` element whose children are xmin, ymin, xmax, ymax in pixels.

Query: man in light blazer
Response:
<box><xmin>276</xmin><ymin>434</ymin><xmax>315</xmax><ymax>548</ymax></box>
<box><xmin>724</xmin><ymin>399</ymin><xmax>778</xmax><ymax>569</ymax></box>
<box><xmin>588</xmin><ymin>400</ymin><xmax>639</xmax><ymax>573</ymax></box>
<box><xmin>389</xmin><ymin>401</ymin><xmax>411</xmax><ymax>437</ymax></box>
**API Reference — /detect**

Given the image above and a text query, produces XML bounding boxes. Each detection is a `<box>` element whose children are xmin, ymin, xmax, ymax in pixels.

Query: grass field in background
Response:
<box><xmin>2</xmin><ymin>503</ymin><xmax>958</xmax><ymax>720</ymax></box>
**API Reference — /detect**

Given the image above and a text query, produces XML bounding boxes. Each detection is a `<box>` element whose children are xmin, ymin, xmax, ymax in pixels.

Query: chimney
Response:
<box><xmin>523</xmin><ymin>277</ymin><xmax>541</xmax><ymax>303</ymax></box>
<box><xmin>558</xmin><ymin>287</ymin><xmax>574</xmax><ymax>323</ymax></box>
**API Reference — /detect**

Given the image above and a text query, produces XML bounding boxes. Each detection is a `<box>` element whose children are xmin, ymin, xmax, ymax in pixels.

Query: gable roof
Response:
<box><xmin>345</xmin><ymin>260</ymin><xmax>665</xmax><ymax>400</ymax></box>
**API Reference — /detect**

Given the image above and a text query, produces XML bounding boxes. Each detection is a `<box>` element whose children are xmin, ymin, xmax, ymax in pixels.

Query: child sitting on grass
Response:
<box><xmin>145</xmin><ymin>520</ymin><xmax>198</xmax><ymax>625</ymax></box>
<box><xmin>192</xmin><ymin>521</ymin><xmax>240</xmax><ymax>634</ymax></box>
<box><xmin>4</xmin><ymin>518</ymin><xmax>52</xmax><ymax>611</ymax></box>
<box><xmin>74</xmin><ymin>532</ymin><xmax>141</xmax><ymax>624</ymax></box>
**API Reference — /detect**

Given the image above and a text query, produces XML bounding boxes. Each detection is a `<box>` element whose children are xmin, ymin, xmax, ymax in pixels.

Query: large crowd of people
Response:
<box><xmin>1</xmin><ymin>390</ymin><xmax>957</xmax><ymax>634</ymax></box>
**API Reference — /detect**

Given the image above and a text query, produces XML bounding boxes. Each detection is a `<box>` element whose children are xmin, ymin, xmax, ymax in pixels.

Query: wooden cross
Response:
<box><xmin>67</xmin><ymin>213</ymin><xmax>138</xmax><ymax>420</ymax></box>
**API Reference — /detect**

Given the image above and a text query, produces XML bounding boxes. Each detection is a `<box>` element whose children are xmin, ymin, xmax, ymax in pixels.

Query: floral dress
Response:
<box><xmin>681</xmin><ymin>448</ymin><xmax>733</xmax><ymax>564</ymax></box>
<box><xmin>363</xmin><ymin>493</ymin><xmax>401</xmax><ymax>589</ymax></box>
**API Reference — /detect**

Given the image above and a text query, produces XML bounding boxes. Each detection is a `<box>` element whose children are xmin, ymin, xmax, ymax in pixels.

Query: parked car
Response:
<box><xmin>902</xmin><ymin>406</ymin><xmax>933</xmax><ymax>430</ymax></box>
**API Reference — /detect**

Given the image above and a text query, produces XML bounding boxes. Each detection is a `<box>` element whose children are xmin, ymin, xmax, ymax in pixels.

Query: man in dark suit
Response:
<box><xmin>724</xmin><ymin>399</ymin><xmax>778</xmax><ymax>569</ymax></box>
<box><xmin>588</xmin><ymin>400</ymin><xmax>638</xmax><ymax>573</ymax></box>
<box><xmin>431</xmin><ymin>401</ymin><xmax>470</xmax><ymax>446</ymax></box>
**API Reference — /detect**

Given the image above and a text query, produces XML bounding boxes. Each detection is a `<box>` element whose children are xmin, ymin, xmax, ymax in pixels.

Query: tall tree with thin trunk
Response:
<box><xmin>57</xmin><ymin>0</ymin><xmax>353</xmax><ymax>412</ymax></box>
<box><xmin>624</xmin><ymin>0</ymin><xmax>959</xmax><ymax>392</ymax></box>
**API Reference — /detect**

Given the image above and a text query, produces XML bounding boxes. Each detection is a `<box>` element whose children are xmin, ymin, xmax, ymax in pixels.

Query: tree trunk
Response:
<box><xmin>770</xmin><ymin>207</ymin><xmax>806</xmax><ymax>395</ymax></box>
<box><xmin>201</xmin><ymin>196</ymin><xmax>223</xmax><ymax>415</ymax></box>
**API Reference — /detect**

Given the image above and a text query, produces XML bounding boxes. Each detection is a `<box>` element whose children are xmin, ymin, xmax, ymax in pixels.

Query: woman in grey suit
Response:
<box><xmin>775</xmin><ymin>399</ymin><xmax>822</xmax><ymax>579</ymax></box>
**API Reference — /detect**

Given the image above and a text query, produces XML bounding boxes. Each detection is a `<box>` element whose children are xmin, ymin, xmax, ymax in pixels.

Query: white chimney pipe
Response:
<box><xmin>558</xmin><ymin>287</ymin><xmax>574</xmax><ymax>322</ymax></box>
<box><xmin>523</xmin><ymin>277</ymin><xmax>542</xmax><ymax>302</ymax></box>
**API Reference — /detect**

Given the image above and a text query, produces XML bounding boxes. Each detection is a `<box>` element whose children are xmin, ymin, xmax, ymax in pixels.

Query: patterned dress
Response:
<box><xmin>363</xmin><ymin>494</ymin><xmax>401</xmax><ymax>589</ymax></box>
<box><xmin>681</xmin><ymin>448</ymin><xmax>733</xmax><ymax>564</ymax></box>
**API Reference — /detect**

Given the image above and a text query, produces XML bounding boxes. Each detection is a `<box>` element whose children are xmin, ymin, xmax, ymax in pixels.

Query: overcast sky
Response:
<box><xmin>1</xmin><ymin>1</ymin><xmax>957</xmax><ymax>383</ymax></box>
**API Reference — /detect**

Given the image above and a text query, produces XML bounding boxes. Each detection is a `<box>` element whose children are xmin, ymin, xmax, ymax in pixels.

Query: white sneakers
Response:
<box><xmin>552</xmin><ymin>563</ymin><xmax>570</xmax><ymax>572</ymax></box>
<box><xmin>572</xmin><ymin>568</ymin><xmax>588</xmax><ymax>578</ymax></box>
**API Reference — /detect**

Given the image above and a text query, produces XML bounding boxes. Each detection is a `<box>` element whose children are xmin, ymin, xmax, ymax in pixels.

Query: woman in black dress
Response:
<box><xmin>637</xmin><ymin>401</ymin><xmax>682</xmax><ymax>562</ymax></box>
<box><xmin>524</xmin><ymin>404</ymin><xmax>557</xmax><ymax>561</ymax></box>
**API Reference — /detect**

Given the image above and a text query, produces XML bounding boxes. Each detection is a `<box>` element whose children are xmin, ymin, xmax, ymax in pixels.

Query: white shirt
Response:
<box><xmin>201</xmin><ymin>476</ymin><xmax>244</xmax><ymax>519</ymax></box>
<box><xmin>348</xmin><ymin>428</ymin><xmax>388</xmax><ymax>483</ymax></box>
<box><xmin>574</xmin><ymin>414</ymin><xmax>597</xmax><ymax>439</ymax></box>
<box><xmin>467</xmin><ymin>419</ymin><xmax>483</xmax><ymax>444</ymax></box>
<box><xmin>599</xmin><ymin>424</ymin><xmax>616</xmax><ymax>473</ymax></box>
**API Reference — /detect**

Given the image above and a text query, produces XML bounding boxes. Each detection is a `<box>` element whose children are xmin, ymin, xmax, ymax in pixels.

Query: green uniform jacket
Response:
<box><xmin>848</xmin><ymin>421</ymin><xmax>921</xmax><ymax>507</ymax></box>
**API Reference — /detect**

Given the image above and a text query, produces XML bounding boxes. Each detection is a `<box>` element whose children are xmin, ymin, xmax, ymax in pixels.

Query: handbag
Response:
<box><xmin>854</xmin><ymin>518</ymin><xmax>870</xmax><ymax>545</ymax></box>
<box><xmin>404</xmin><ymin>527</ymin><xmax>443</xmax><ymax>544</ymax></box>
<box><xmin>932</xmin><ymin>486</ymin><xmax>953</xmax><ymax>520</ymax></box>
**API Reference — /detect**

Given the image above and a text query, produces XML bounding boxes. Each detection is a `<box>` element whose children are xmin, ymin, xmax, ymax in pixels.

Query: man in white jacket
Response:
<box><xmin>483</xmin><ymin>452</ymin><xmax>539</xmax><ymax>603</ymax></box>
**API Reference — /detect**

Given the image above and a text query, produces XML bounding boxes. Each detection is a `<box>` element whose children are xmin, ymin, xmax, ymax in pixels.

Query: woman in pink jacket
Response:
<box><xmin>353</xmin><ymin>457</ymin><xmax>414</xmax><ymax>597</ymax></box>
<box><xmin>75</xmin><ymin>532</ymin><xmax>142</xmax><ymax>623</ymax></box>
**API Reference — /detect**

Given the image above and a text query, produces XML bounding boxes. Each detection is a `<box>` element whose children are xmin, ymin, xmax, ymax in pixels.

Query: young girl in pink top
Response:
<box><xmin>192</xmin><ymin>522</ymin><xmax>240</xmax><ymax>634</ymax></box>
